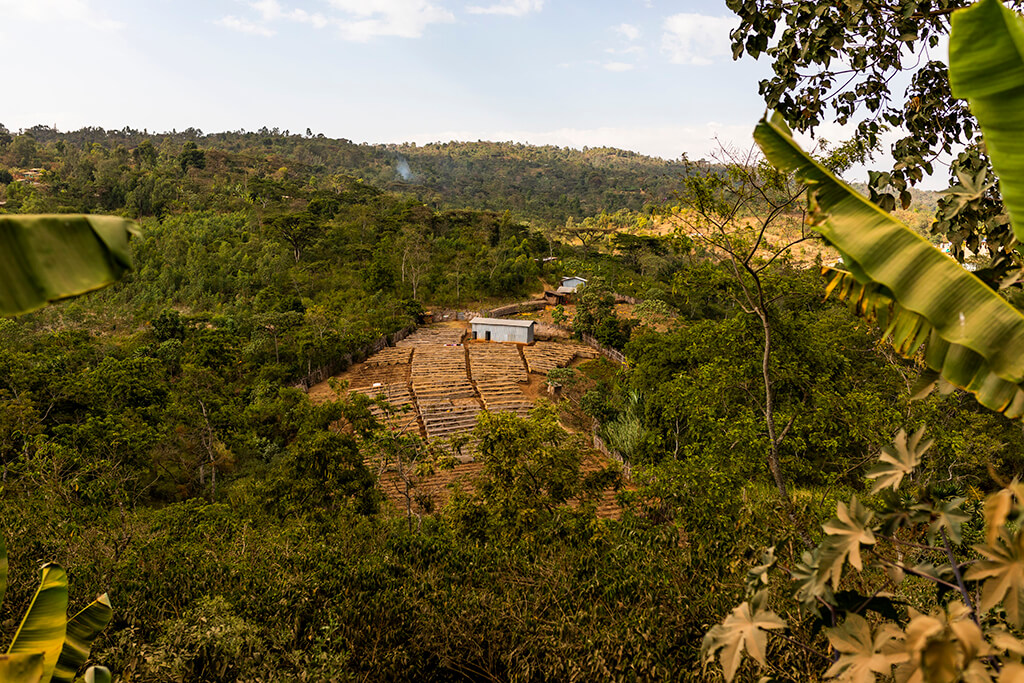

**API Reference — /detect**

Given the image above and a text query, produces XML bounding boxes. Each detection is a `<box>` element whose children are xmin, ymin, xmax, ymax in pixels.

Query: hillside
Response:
<box><xmin>2</xmin><ymin>124</ymin><xmax>690</xmax><ymax>225</ymax></box>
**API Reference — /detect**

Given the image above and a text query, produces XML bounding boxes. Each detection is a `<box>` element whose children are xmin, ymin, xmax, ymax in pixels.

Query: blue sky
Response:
<box><xmin>1</xmin><ymin>0</ymin><xmax>939</xmax><ymax>187</ymax></box>
<box><xmin>0</xmin><ymin>0</ymin><xmax>779</xmax><ymax>159</ymax></box>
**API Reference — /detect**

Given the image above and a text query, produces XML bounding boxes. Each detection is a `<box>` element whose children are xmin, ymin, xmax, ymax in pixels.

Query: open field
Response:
<box><xmin>310</xmin><ymin>324</ymin><xmax>622</xmax><ymax>517</ymax></box>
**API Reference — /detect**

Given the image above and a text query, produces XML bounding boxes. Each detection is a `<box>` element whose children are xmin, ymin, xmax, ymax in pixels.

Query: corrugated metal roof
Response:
<box><xmin>470</xmin><ymin>317</ymin><xmax>535</xmax><ymax>327</ymax></box>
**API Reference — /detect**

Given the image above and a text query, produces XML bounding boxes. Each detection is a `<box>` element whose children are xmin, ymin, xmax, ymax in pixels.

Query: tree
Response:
<box><xmin>705</xmin><ymin>2</ymin><xmax>1024</xmax><ymax>679</ymax></box>
<box><xmin>673</xmin><ymin>147</ymin><xmax>813</xmax><ymax>512</ymax></box>
<box><xmin>727</xmin><ymin>0</ymin><xmax>1024</xmax><ymax>280</ymax></box>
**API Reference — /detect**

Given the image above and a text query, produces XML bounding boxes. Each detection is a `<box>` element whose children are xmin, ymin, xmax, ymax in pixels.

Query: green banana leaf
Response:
<box><xmin>52</xmin><ymin>594</ymin><xmax>112</xmax><ymax>683</ymax></box>
<box><xmin>0</xmin><ymin>215</ymin><xmax>138</xmax><ymax>317</ymax></box>
<box><xmin>754</xmin><ymin>113</ymin><xmax>1024</xmax><ymax>419</ymax></box>
<box><xmin>0</xmin><ymin>653</ymin><xmax>44</xmax><ymax>683</ymax></box>
<box><xmin>84</xmin><ymin>666</ymin><xmax>111</xmax><ymax>683</ymax></box>
<box><xmin>949</xmin><ymin>0</ymin><xmax>1024</xmax><ymax>240</ymax></box>
<box><xmin>7</xmin><ymin>563</ymin><xmax>69</xmax><ymax>683</ymax></box>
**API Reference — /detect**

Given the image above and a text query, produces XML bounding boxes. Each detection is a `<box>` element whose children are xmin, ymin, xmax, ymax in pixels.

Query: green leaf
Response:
<box><xmin>914</xmin><ymin>497</ymin><xmax>971</xmax><ymax>546</ymax></box>
<box><xmin>0</xmin><ymin>215</ymin><xmax>138</xmax><ymax>317</ymax></box>
<box><xmin>949</xmin><ymin>0</ymin><xmax>1024</xmax><ymax>241</ymax></box>
<box><xmin>866</xmin><ymin>427</ymin><xmax>932</xmax><ymax>494</ymax></box>
<box><xmin>701</xmin><ymin>589</ymin><xmax>787</xmax><ymax>682</ymax></box>
<box><xmin>52</xmin><ymin>593</ymin><xmax>112</xmax><ymax>683</ymax></box>
<box><xmin>0</xmin><ymin>653</ymin><xmax>44</xmax><ymax>683</ymax></box>
<box><xmin>819</xmin><ymin>497</ymin><xmax>876</xmax><ymax>588</ymax></box>
<box><xmin>824</xmin><ymin>613</ymin><xmax>904</xmax><ymax>683</ymax></box>
<box><xmin>84</xmin><ymin>666</ymin><xmax>111</xmax><ymax>683</ymax></box>
<box><xmin>755</xmin><ymin>113</ymin><xmax>1024</xmax><ymax>421</ymax></box>
<box><xmin>746</xmin><ymin>546</ymin><xmax>776</xmax><ymax>592</ymax></box>
<box><xmin>7</xmin><ymin>563</ymin><xmax>69</xmax><ymax>683</ymax></box>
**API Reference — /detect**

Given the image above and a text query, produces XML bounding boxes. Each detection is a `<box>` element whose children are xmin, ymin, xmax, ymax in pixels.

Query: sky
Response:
<box><xmin>0</xmin><ymin>0</ymin><xmax>943</xmax><ymax>186</ymax></box>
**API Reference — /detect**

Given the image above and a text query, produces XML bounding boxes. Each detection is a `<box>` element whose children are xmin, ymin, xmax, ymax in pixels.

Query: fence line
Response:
<box><xmin>291</xmin><ymin>325</ymin><xmax>416</xmax><ymax>392</ymax></box>
<box><xmin>592</xmin><ymin>427</ymin><xmax>631</xmax><ymax>480</ymax></box>
<box><xmin>580</xmin><ymin>333</ymin><xmax>627</xmax><ymax>365</ymax></box>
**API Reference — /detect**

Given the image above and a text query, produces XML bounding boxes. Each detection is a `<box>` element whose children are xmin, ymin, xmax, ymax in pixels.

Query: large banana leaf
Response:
<box><xmin>754</xmin><ymin>113</ymin><xmax>1024</xmax><ymax>419</ymax></box>
<box><xmin>7</xmin><ymin>563</ymin><xmax>69</xmax><ymax>683</ymax></box>
<box><xmin>0</xmin><ymin>653</ymin><xmax>44</xmax><ymax>683</ymax></box>
<box><xmin>52</xmin><ymin>593</ymin><xmax>112</xmax><ymax>683</ymax></box>
<box><xmin>949</xmin><ymin>0</ymin><xmax>1024</xmax><ymax>240</ymax></box>
<box><xmin>0</xmin><ymin>215</ymin><xmax>138</xmax><ymax>317</ymax></box>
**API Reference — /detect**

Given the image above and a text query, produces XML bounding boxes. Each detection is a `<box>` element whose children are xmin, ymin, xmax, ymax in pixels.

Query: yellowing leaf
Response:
<box><xmin>819</xmin><ymin>497</ymin><xmax>877</xmax><ymax>587</ymax></box>
<box><xmin>894</xmin><ymin>604</ymin><xmax>987</xmax><ymax>683</ymax></box>
<box><xmin>983</xmin><ymin>480</ymin><xmax>1024</xmax><ymax>545</ymax></box>
<box><xmin>966</xmin><ymin>528</ymin><xmax>1024</xmax><ymax>628</ymax></box>
<box><xmin>825</xmin><ymin>613</ymin><xmax>905</xmax><ymax>683</ymax></box>
<box><xmin>701</xmin><ymin>589</ymin><xmax>787</xmax><ymax>682</ymax></box>
<box><xmin>867</xmin><ymin>427</ymin><xmax>932</xmax><ymax>494</ymax></box>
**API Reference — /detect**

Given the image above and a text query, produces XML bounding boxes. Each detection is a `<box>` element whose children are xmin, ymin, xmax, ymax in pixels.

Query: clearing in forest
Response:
<box><xmin>309</xmin><ymin>323</ymin><xmax>620</xmax><ymax>518</ymax></box>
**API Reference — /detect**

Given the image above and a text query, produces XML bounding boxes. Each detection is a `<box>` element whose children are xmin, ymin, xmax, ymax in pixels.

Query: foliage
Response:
<box><xmin>756</xmin><ymin>112</ymin><xmax>1024</xmax><ymax>423</ymax></box>
<box><xmin>0</xmin><ymin>215</ymin><xmax>138</xmax><ymax>316</ymax></box>
<box><xmin>727</xmin><ymin>0</ymin><xmax>1021</xmax><ymax>279</ymax></box>
<box><xmin>0</xmin><ymin>536</ymin><xmax>111</xmax><ymax>683</ymax></box>
<box><xmin>705</xmin><ymin>2</ymin><xmax>1024</xmax><ymax>679</ymax></box>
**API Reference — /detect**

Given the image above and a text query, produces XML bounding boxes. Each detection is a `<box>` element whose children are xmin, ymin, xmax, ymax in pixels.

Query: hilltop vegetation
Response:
<box><xmin>0</xmin><ymin>124</ymin><xmax>687</xmax><ymax>224</ymax></box>
<box><xmin>0</xmin><ymin>117</ymin><xmax>1019</xmax><ymax>681</ymax></box>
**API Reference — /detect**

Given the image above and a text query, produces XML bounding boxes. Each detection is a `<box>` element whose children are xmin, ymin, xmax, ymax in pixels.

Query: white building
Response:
<box><xmin>558</xmin><ymin>276</ymin><xmax>588</xmax><ymax>294</ymax></box>
<box><xmin>470</xmin><ymin>317</ymin><xmax>535</xmax><ymax>344</ymax></box>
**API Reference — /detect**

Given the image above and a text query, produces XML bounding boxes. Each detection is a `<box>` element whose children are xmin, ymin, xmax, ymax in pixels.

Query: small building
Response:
<box><xmin>560</xmin><ymin>276</ymin><xmax>588</xmax><ymax>292</ymax></box>
<box><xmin>470</xmin><ymin>317</ymin><xmax>535</xmax><ymax>344</ymax></box>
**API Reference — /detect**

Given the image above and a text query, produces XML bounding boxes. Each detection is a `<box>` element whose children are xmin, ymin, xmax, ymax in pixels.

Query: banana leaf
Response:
<box><xmin>0</xmin><ymin>653</ymin><xmax>44</xmax><ymax>683</ymax></box>
<box><xmin>84</xmin><ymin>666</ymin><xmax>110</xmax><ymax>683</ymax></box>
<box><xmin>823</xmin><ymin>268</ymin><xmax>1024</xmax><ymax>416</ymax></box>
<box><xmin>52</xmin><ymin>594</ymin><xmax>112</xmax><ymax>683</ymax></box>
<box><xmin>754</xmin><ymin>113</ymin><xmax>1024</xmax><ymax>418</ymax></box>
<box><xmin>7</xmin><ymin>563</ymin><xmax>69</xmax><ymax>683</ymax></box>
<box><xmin>949</xmin><ymin>0</ymin><xmax>1024</xmax><ymax>240</ymax></box>
<box><xmin>0</xmin><ymin>215</ymin><xmax>138</xmax><ymax>317</ymax></box>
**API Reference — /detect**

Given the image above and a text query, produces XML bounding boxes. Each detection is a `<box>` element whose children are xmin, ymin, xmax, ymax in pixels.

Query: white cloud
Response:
<box><xmin>466</xmin><ymin>0</ymin><xmax>543</xmax><ymax>16</ymax></box>
<box><xmin>215</xmin><ymin>0</ymin><xmax>453</xmax><ymax>41</ymax></box>
<box><xmin>603</xmin><ymin>62</ymin><xmax>634</xmax><ymax>73</ymax></box>
<box><xmin>0</xmin><ymin>0</ymin><xmax>122</xmax><ymax>29</ymax></box>
<box><xmin>216</xmin><ymin>15</ymin><xmax>277</xmax><ymax>37</ymax></box>
<box><xmin>614</xmin><ymin>23</ymin><xmax>640</xmax><ymax>41</ymax></box>
<box><xmin>661</xmin><ymin>13</ymin><xmax>735</xmax><ymax>66</ymax></box>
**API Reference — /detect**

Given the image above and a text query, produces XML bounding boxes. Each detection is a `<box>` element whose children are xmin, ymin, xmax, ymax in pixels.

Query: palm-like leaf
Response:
<box><xmin>0</xmin><ymin>215</ymin><xmax>138</xmax><ymax>317</ymax></box>
<box><xmin>52</xmin><ymin>594</ymin><xmax>112</xmax><ymax>683</ymax></box>
<box><xmin>701</xmin><ymin>589</ymin><xmax>787</xmax><ymax>682</ymax></box>
<box><xmin>949</xmin><ymin>0</ymin><xmax>1024</xmax><ymax>240</ymax></box>
<box><xmin>6</xmin><ymin>564</ymin><xmax>69</xmax><ymax>683</ymax></box>
<box><xmin>819</xmin><ymin>497</ymin><xmax>876</xmax><ymax>588</ymax></box>
<box><xmin>755</xmin><ymin>116</ymin><xmax>1024</xmax><ymax>420</ymax></box>
<box><xmin>0</xmin><ymin>653</ymin><xmax>44</xmax><ymax>683</ymax></box>
<box><xmin>866</xmin><ymin>427</ymin><xmax>932</xmax><ymax>494</ymax></box>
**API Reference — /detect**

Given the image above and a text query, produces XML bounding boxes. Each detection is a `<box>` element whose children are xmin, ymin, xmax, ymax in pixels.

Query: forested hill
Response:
<box><xmin>2</xmin><ymin>124</ymin><xmax>688</xmax><ymax>223</ymax></box>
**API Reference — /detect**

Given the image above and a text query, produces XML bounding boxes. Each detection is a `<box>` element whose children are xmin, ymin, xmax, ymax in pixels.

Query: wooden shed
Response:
<box><xmin>470</xmin><ymin>317</ymin><xmax>535</xmax><ymax>344</ymax></box>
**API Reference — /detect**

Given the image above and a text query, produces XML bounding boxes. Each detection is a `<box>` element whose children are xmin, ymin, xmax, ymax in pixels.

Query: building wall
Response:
<box><xmin>561</xmin><ymin>277</ymin><xmax>587</xmax><ymax>291</ymax></box>
<box><xmin>471</xmin><ymin>323</ymin><xmax>534</xmax><ymax>344</ymax></box>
